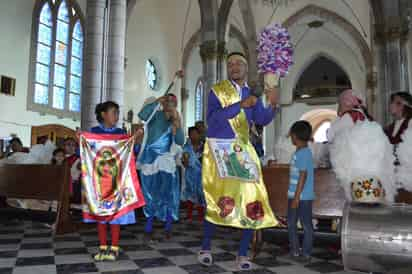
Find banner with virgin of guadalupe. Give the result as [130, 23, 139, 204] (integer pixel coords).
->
[80, 133, 145, 222]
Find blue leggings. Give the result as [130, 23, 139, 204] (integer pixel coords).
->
[201, 220, 253, 256]
[144, 214, 173, 233]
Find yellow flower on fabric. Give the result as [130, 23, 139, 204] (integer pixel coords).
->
[362, 180, 372, 190]
[355, 189, 363, 199]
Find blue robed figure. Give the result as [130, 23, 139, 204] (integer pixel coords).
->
[182, 127, 205, 222]
[137, 94, 185, 237]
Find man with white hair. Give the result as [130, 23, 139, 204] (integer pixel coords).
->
[327, 89, 373, 143]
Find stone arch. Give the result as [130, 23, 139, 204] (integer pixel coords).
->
[182, 30, 201, 71]
[238, 0, 259, 86]
[279, 5, 372, 106]
[288, 51, 359, 105]
[282, 4, 373, 72]
[126, 0, 138, 27]
[180, 29, 201, 128]
[300, 109, 337, 138]
[217, 0, 234, 42]
[180, 25, 248, 127]
[228, 25, 249, 58]
[292, 52, 351, 93]
[181, 25, 249, 81]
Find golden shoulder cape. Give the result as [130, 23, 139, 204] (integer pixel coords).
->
[202, 80, 278, 229]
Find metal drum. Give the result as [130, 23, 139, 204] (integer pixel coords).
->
[342, 202, 412, 273]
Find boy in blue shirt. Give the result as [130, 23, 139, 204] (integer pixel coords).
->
[288, 120, 314, 263]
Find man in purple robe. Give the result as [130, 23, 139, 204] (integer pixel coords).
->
[198, 52, 279, 270]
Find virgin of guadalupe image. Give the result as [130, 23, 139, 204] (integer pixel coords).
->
[94, 148, 121, 205]
[224, 143, 252, 179]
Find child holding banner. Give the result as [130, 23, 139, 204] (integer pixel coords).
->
[79, 101, 145, 261]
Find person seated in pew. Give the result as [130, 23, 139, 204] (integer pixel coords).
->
[12, 148, 65, 213]
[3, 140, 57, 211]
[63, 137, 81, 204]
[6, 137, 29, 157]
[52, 148, 66, 165]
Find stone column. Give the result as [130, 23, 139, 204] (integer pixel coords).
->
[106, 0, 127, 124]
[216, 41, 227, 82]
[407, 27, 412, 92]
[81, 0, 106, 130]
[366, 70, 378, 121]
[198, 0, 218, 121]
[199, 40, 218, 119]
[374, 41, 387, 124]
[238, 0, 259, 90]
[374, 19, 406, 125]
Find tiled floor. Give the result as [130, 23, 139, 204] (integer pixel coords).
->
[0, 216, 358, 274]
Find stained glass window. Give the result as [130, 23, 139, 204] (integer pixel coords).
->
[195, 80, 204, 121]
[69, 20, 83, 112]
[31, 0, 84, 116]
[145, 59, 157, 90]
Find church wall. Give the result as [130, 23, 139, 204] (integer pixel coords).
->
[251, 0, 371, 48]
[124, 0, 201, 125]
[184, 45, 202, 129]
[0, 0, 86, 145]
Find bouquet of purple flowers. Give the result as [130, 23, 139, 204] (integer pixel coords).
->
[257, 24, 293, 89]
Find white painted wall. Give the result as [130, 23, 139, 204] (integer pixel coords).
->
[184, 45, 202, 128]
[124, 0, 201, 124]
[0, 0, 86, 146]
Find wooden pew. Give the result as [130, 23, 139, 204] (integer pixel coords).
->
[0, 164, 75, 235]
[262, 164, 345, 218]
[251, 164, 345, 258]
[31, 124, 76, 147]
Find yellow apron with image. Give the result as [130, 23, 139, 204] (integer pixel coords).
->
[202, 80, 278, 229]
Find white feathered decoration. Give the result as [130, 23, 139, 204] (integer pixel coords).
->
[396, 127, 412, 191]
[329, 121, 396, 203]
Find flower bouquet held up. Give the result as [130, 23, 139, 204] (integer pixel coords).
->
[257, 24, 293, 90]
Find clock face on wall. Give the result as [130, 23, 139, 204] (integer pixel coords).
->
[145, 59, 157, 90]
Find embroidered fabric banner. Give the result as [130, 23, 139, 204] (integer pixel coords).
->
[80, 132, 145, 222]
[208, 138, 259, 182]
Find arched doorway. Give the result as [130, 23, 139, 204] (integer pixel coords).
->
[294, 56, 351, 104]
[300, 109, 337, 143]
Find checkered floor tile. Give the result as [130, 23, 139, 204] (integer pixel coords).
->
[0, 216, 358, 274]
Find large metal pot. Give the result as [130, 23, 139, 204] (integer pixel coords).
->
[341, 202, 412, 273]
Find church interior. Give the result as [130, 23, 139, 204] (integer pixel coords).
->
[0, 0, 411, 273]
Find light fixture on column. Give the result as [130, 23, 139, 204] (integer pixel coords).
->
[259, 0, 295, 7]
[307, 20, 324, 29]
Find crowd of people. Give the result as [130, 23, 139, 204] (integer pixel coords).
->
[1, 51, 411, 271]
